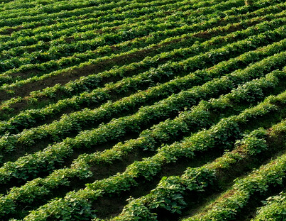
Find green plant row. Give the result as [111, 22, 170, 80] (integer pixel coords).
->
[1, 0, 279, 58]
[0, 0, 246, 75]
[3, 9, 286, 106]
[0, 45, 285, 189]
[0, 0, 221, 45]
[253, 190, 286, 220]
[2, 14, 285, 134]
[0, 0, 201, 53]
[72, 67, 286, 170]
[2, 0, 280, 41]
[0, 0, 173, 28]
[112, 127, 271, 220]
[0, 0, 217, 43]
[0, 0, 156, 20]
[19, 76, 286, 221]
[0, 0, 275, 24]
[0, 0, 250, 82]
[184, 121, 286, 221]
[0, 1, 284, 117]
[0, 0, 108, 12]
[0, 2, 189, 54]
[4, 25, 286, 141]
[2, 1, 255, 73]
[1, 5, 282, 96]
[0, 0, 184, 36]
[0, 68, 283, 219]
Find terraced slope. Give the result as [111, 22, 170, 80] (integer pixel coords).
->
[1, 0, 286, 220]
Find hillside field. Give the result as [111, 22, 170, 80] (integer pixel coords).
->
[1, 0, 286, 220]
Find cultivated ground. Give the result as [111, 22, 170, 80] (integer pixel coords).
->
[1, 0, 286, 220]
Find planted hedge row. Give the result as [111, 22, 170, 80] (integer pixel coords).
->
[3, 18, 286, 133]
[0, 0, 223, 46]
[0, 68, 284, 218]
[1, 45, 285, 185]
[3, 32, 286, 151]
[113, 127, 270, 220]
[254, 190, 286, 220]
[185, 120, 286, 220]
[1, 4, 282, 111]
[2, 10, 285, 96]
[20, 79, 286, 221]
[0, 0, 256, 82]
[0, 0, 177, 28]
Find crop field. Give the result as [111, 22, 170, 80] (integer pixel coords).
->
[2, 0, 286, 220]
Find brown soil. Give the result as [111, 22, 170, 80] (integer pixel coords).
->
[0, 26, 23, 35]
[0, 12, 271, 116]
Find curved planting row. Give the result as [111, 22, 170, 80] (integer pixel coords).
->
[3, 20, 286, 135]
[1, 0, 286, 220]
[19, 78, 286, 220]
[0, 68, 284, 219]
